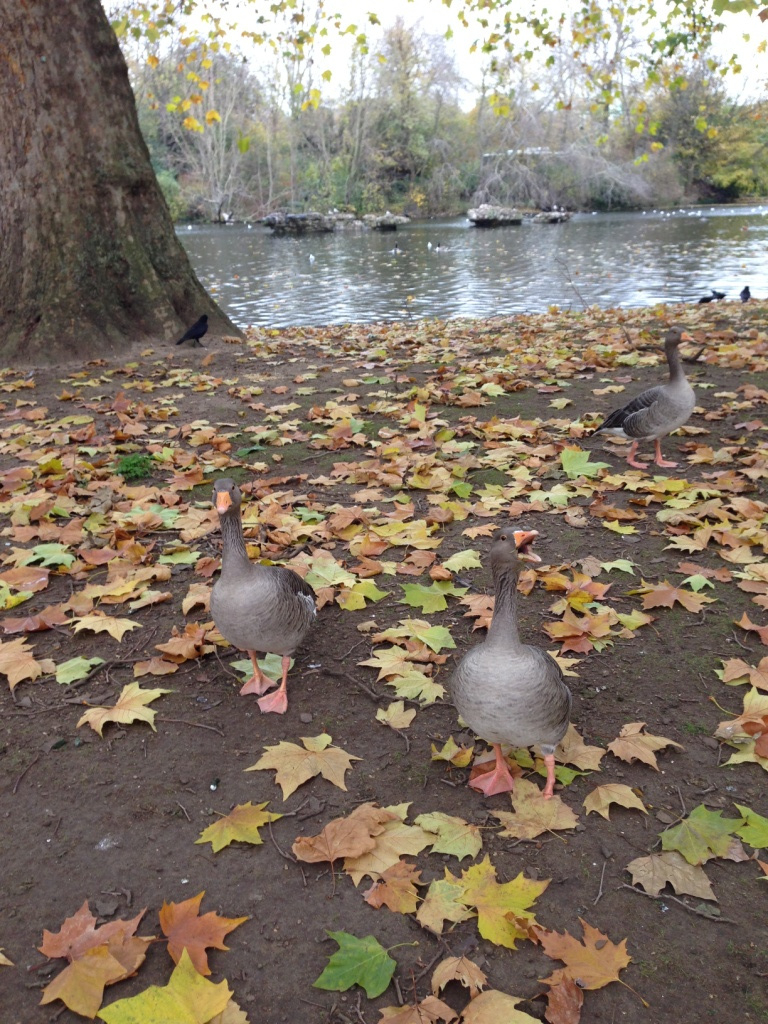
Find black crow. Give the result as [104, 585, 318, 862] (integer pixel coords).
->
[741, 286, 751, 303]
[175, 314, 208, 346]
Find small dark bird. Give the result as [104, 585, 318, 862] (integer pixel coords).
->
[175, 314, 208, 346]
[741, 286, 751, 303]
[697, 294, 714, 304]
[711, 289, 725, 300]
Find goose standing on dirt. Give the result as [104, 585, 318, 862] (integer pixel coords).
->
[451, 530, 571, 798]
[210, 478, 316, 714]
[590, 325, 695, 469]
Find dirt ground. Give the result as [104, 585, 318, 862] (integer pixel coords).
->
[2, 301, 768, 1024]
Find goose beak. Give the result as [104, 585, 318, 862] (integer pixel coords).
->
[679, 331, 694, 342]
[513, 529, 541, 563]
[215, 491, 232, 514]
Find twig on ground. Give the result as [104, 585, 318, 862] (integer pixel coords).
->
[619, 884, 736, 923]
[13, 753, 40, 794]
[594, 859, 607, 905]
[176, 801, 191, 822]
[267, 819, 307, 887]
[156, 717, 224, 737]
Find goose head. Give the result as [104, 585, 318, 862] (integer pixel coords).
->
[491, 528, 542, 572]
[664, 326, 694, 349]
[212, 477, 242, 516]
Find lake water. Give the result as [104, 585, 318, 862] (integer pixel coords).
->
[179, 204, 767, 328]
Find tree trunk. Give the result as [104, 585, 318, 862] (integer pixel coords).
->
[0, 0, 242, 363]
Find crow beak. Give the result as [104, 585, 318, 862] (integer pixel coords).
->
[513, 529, 541, 563]
[215, 492, 232, 514]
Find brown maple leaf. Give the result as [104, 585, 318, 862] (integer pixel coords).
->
[634, 579, 714, 613]
[293, 803, 397, 865]
[431, 955, 487, 999]
[544, 976, 584, 1024]
[363, 860, 423, 913]
[39, 902, 152, 1018]
[535, 917, 631, 991]
[607, 722, 683, 769]
[158, 891, 248, 976]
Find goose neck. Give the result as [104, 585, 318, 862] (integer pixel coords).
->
[219, 509, 251, 570]
[487, 564, 523, 649]
[666, 342, 685, 383]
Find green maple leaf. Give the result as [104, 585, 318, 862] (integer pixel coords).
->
[442, 549, 482, 572]
[337, 580, 388, 611]
[601, 559, 636, 574]
[313, 931, 397, 999]
[386, 669, 445, 705]
[399, 583, 451, 613]
[159, 547, 200, 565]
[21, 543, 75, 568]
[661, 805, 745, 865]
[734, 804, 768, 850]
[56, 656, 104, 685]
[407, 621, 455, 652]
[560, 447, 609, 480]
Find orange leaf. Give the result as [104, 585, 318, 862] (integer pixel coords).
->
[363, 861, 423, 913]
[535, 917, 631, 990]
[158, 892, 248, 976]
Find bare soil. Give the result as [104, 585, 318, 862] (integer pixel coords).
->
[2, 302, 768, 1024]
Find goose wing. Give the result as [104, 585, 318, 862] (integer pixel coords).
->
[592, 385, 664, 434]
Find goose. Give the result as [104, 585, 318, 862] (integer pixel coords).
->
[591, 325, 695, 469]
[451, 530, 571, 798]
[210, 478, 316, 714]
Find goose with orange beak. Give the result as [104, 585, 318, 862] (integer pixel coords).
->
[451, 529, 571, 798]
[210, 478, 316, 714]
[590, 325, 696, 469]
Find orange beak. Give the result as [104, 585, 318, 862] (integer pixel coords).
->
[679, 331, 695, 342]
[215, 491, 232, 514]
[513, 529, 541, 563]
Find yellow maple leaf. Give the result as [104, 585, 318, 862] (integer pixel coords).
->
[245, 733, 360, 799]
[73, 613, 141, 642]
[491, 779, 579, 840]
[607, 722, 683, 769]
[195, 803, 283, 853]
[376, 701, 417, 730]
[583, 784, 647, 820]
[0, 637, 54, 691]
[77, 683, 171, 736]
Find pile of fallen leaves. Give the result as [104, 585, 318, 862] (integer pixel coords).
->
[2, 300, 768, 1023]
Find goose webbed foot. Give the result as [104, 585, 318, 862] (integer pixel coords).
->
[257, 655, 291, 715]
[625, 441, 648, 470]
[468, 744, 517, 796]
[653, 439, 677, 468]
[239, 652, 277, 696]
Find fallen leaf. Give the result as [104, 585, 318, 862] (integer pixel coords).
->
[363, 861, 423, 913]
[195, 803, 283, 852]
[0, 949, 13, 967]
[583, 784, 647, 820]
[314, 931, 397, 999]
[460, 990, 540, 1023]
[97, 948, 231, 1024]
[344, 807, 432, 885]
[660, 804, 745, 865]
[416, 874, 475, 935]
[246, 733, 360, 799]
[0, 636, 52, 691]
[607, 722, 683, 769]
[376, 701, 417, 730]
[457, 856, 549, 949]
[158, 892, 248, 976]
[73, 613, 141, 642]
[536, 918, 631, 990]
[492, 779, 579, 840]
[734, 803, 768, 850]
[544, 976, 584, 1024]
[431, 956, 487, 999]
[556, 724, 606, 770]
[76, 683, 171, 737]
[379, 996, 457, 1023]
[431, 737, 474, 768]
[293, 803, 397, 865]
[626, 851, 716, 900]
[415, 811, 482, 860]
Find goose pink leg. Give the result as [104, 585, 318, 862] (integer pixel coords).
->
[469, 744, 516, 796]
[625, 441, 647, 470]
[239, 651, 276, 697]
[257, 655, 292, 715]
[542, 753, 557, 799]
[653, 438, 677, 468]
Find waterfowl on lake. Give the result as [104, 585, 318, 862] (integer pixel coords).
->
[210, 478, 316, 714]
[591, 325, 695, 469]
[741, 286, 751, 302]
[450, 530, 571, 798]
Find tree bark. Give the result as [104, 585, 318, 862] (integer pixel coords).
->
[0, 0, 242, 363]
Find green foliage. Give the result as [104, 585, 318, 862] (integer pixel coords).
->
[313, 931, 397, 998]
[116, 453, 155, 481]
[154, 168, 187, 221]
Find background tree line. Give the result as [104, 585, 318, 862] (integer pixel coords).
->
[125, 13, 768, 222]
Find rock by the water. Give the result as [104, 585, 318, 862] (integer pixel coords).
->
[263, 211, 336, 236]
[467, 204, 523, 226]
[363, 211, 410, 231]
